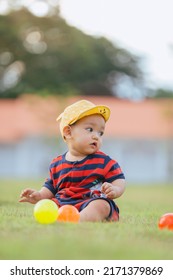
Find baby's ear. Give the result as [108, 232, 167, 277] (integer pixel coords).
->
[63, 125, 72, 140]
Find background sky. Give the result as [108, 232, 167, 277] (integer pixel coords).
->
[59, 0, 173, 90]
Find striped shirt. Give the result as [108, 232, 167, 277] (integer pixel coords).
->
[44, 150, 125, 207]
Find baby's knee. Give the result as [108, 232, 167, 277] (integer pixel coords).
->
[95, 199, 111, 217]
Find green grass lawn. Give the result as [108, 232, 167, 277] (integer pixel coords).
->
[0, 180, 173, 260]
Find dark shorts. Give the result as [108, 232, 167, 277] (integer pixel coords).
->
[78, 197, 119, 222]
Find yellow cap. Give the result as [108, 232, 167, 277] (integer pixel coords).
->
[56, 100, 110, 136]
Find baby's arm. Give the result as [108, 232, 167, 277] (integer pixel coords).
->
[19, 186, 54, 204]
[101, 179, 125, 200]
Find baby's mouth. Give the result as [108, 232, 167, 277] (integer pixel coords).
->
[90, 142, 97, 148]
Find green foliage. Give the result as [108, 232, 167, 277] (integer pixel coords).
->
[154, 88, 173, 98]
[0, 180, 173, 260]
[0, 9, 143, 98]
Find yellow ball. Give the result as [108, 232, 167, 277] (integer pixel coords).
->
[34, 199, 59, 224]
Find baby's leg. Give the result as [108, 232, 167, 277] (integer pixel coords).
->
[79, 199, 110, 222]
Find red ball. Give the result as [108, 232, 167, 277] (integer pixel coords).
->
[158, 213, 173, 230]
[57, 205, 80, 223]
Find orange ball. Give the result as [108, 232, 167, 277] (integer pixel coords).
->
[158, 213, 173, 230]
[57, 205, 80, 223]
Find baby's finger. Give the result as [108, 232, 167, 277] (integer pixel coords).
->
[20, 189, 33, 197]
[106, 191, 115, 199]
[101, 182, 109, 192]
[19, 196, 36, 204]
[19, 197, 29, 203]
[104, 186, 112, 195]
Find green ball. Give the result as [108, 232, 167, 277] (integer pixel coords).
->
[34, 199, 59, 224]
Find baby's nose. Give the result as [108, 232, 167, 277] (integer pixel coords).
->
[92, 132, 99, 139]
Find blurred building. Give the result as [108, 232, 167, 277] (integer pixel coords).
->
[0, 95, 173, 183]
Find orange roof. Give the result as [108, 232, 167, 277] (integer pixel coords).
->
[1, 95, 173, 143]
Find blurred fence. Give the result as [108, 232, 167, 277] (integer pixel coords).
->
[0, 136, 173, 183]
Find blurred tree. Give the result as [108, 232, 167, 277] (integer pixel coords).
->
[0, 8, 143, 98]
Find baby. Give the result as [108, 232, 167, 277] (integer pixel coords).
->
[19, 100, 125, 222]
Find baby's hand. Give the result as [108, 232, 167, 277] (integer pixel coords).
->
[101, 182, 117, 199]
[19, 188, 41, 204]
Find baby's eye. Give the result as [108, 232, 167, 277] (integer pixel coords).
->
[99, 131, 104, 136]
[86, 127, 93, 132]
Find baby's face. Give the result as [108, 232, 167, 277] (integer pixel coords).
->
[69, 114, 105, 156]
